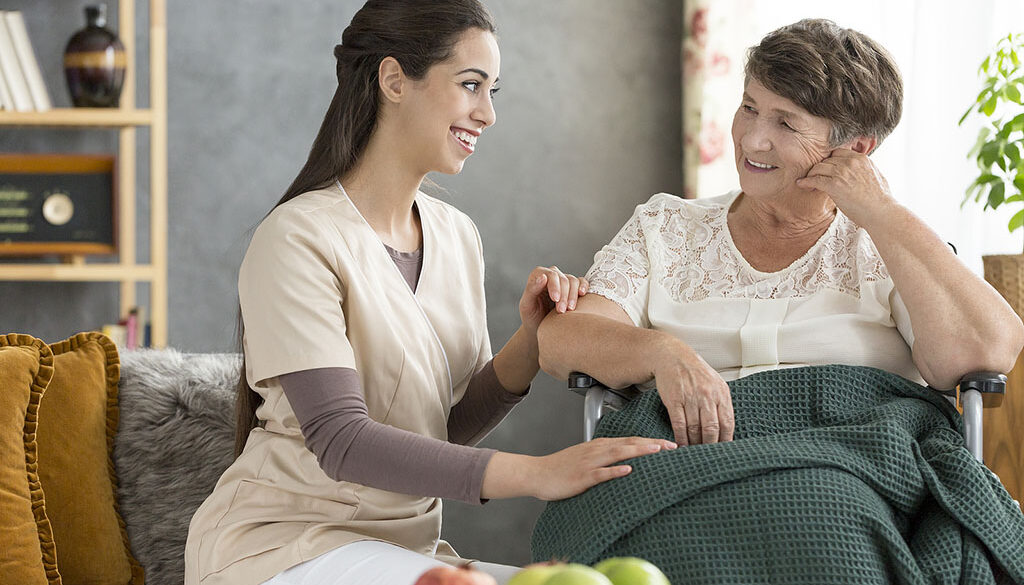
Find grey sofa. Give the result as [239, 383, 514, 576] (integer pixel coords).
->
[114, 349, 239, 585]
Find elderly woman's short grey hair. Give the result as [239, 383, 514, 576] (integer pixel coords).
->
[744, 18, 903, 150]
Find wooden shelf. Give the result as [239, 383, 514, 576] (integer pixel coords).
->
[0, 108, 154, 128]
[0, 263, 157, 282]
[0, 0, 168, 347]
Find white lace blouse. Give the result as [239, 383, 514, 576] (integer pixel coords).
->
[586, 191, 923, 383]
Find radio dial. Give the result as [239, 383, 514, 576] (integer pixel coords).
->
[42, 192, 75, 226]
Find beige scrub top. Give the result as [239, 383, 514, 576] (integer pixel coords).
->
[184, 184, 492, 585]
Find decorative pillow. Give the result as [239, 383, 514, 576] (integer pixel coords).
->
[0, 333, 60, 585]
[115, 349, 239, 585]
[37, 332, 144, 585]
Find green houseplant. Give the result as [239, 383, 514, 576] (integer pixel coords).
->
[960, 32, 1024, 239]
[959, 32, 1024, 319]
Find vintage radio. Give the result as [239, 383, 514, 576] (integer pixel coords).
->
[0, 154, 116, 256]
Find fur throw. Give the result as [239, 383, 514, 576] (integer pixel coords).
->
[114, 349, 240, 585]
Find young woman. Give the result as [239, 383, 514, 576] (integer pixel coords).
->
[183, 2, 675, 585]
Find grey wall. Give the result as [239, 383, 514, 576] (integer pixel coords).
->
[0, 0, 682, 567]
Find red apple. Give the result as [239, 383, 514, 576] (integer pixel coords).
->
[414, 565, 498, 585]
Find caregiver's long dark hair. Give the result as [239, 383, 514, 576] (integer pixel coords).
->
[234, 0, 496, 457]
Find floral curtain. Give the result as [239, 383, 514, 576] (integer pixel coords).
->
[680, 0, 707, 199]
[682, 0, 756, 199]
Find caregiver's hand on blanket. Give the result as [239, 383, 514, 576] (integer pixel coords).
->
[654, 337, 735, 446]
[481, 437, 677, 501]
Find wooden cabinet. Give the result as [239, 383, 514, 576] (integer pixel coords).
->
[0, 0, 167, 347]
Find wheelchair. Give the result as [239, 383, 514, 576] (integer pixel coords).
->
[568, 370, 1006, 462]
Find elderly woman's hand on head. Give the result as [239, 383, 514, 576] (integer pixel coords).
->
[797, 148, 899, 229]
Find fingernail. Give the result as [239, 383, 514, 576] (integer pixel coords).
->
[648, 444, 661, 452]
[666, 442, 678, 450]
[552, 291, 560, 302]
[569, 299, 576, 310]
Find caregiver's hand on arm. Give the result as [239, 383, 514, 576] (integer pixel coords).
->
[493, 266, 588, 394]
[537, 293, 734, 446]
[481, 437, 677, 501]
[798, 149, 1024, 387]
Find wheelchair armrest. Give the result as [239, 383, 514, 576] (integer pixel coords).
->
[569, 372, 645, 441]
[568, 372, 642, 404]
[959, 371, 1006, 408]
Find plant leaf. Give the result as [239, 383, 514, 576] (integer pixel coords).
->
[967, 180, 986, 204]
[981, 142, 1003, 167]
[1007, 142, 1022, 168]
[1008, 209, 1024, 232]
[1010, 112, 1024, 131]
[954, 107, 970, 126]
[969, 128, 991, 158]
[989, 181, 1006, 209]
[983, 95, 999, 116]
[968, 182, 991, 205]
[1008, 83, 1023, 103]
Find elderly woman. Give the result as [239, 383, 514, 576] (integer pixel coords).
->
[532, 20, 1024, 583]
[538, 19, 1023, 448]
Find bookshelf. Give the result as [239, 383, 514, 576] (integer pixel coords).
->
[0, 0, 167, 347]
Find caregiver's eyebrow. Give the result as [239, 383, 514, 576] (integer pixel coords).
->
[457, 68, 491, 79]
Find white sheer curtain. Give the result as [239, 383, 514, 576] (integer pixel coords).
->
[694, 0, 1024, 274]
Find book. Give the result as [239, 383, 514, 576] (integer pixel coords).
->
[133, 305, 150, 348]
[101, 323, 128, 350]
[0, 57, 11, 110]
[106, 306, 150, 351]
[4, 11, 51, 111]
[0, 10, 32, 111]
[124, 309, 138, 349]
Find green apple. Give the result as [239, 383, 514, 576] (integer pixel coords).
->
[592, 557, 670, 585]
[506, 564, 561, 585]
[542, 564, 614, 585]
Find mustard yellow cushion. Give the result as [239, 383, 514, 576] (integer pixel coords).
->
[37, 332, 143, 585]
[0, 333, 60, 585]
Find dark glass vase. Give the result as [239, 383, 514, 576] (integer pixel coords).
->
[63, 4, 126, 108]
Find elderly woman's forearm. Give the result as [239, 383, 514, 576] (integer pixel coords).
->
[537, 311, 680, 387]
[862, 204, 1024, 381]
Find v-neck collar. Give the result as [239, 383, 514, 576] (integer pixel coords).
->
[333, 180, 431, 297]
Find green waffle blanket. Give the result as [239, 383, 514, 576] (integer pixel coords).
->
[532, 365, 1024, 584]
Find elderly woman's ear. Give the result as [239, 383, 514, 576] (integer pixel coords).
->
[847, 136, 877, 156]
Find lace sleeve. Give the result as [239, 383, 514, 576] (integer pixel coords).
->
[585, 202, 655, 327]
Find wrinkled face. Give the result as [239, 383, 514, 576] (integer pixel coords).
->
[400, 28, 500, 175]
[731, 79, 833, 200]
